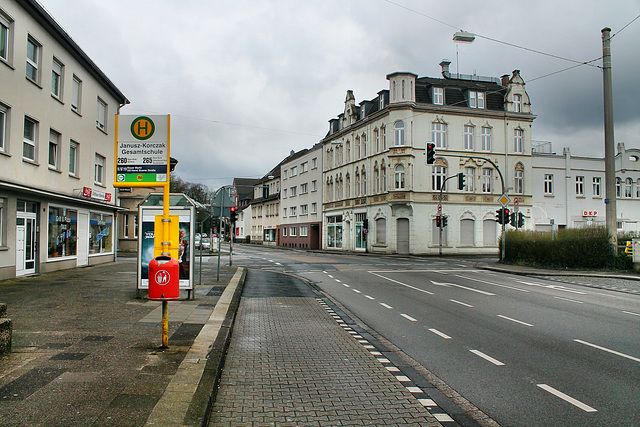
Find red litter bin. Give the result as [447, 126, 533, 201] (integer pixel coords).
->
[148, 256, 179, 301]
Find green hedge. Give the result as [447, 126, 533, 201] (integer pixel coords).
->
[500, 227, 616, 269]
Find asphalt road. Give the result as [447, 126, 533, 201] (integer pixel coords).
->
[231, 245, 640, 427]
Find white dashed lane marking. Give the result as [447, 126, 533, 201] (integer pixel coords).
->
[537, 384, 597, 413]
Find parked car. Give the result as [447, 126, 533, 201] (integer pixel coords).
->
[200, 237, 211, 251]
[195, 234, 201, 249]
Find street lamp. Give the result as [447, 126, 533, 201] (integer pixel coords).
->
[453, 31, 475, 79]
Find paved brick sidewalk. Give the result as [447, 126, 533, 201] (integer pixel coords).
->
[209, 270, 442, 426]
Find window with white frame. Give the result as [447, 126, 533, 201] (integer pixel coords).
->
[71, 75, 82, 112]
[96, 97, 107, 131]
[381, 125, 387, 150]
[514, 166, 524, 194]
[282, 227, 287, 236]
[301, 162, 308, 173]
[514, 128, 524, 153]
[48, 129, 60, 169]
[300, 204, 308, 215]
[51, 58, 63, 99]
[468, 91, 485, 109]
[290, 186, 297, 197]
[374, 128, 380, 152]
[432, 121, 447, 148]
[291, 166, 297, 176]
[290, 226, 297, 237]
[592, 177, 601, 197]
[616, 177, 621, 197]
[575, 176, 584, 196]
[311, 202, 317, 214]
[625, 178, 633, 198]
[481, 126, 491, 151]
[69, 140, 79, 176]
[283, 207, 287, 217]
[312, 157, 317, 169]
[300, 182, 308, 194]
[0, 12, 11, 63]
[283, 169, 287, 179]
[26, 36, 40, 83]
[394, 164, 405, 190]
[544, 174, 554, 195]
[464, 167, 475, 192]
[513, 94, 523, 112]
[23, 116, 37, 161]
[433, 87, 444, 105]
[464, 125, 474, 150]
[432, 165, 446, 191]
[300, 225, 308, 237]
[94, 153, 105, 185]
[482, 168, 492, 193]
[290, 206, 297, 216]
[0, 104, 7, 152]
[394, 121, 404, 146]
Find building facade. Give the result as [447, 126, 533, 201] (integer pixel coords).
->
[321, 62, 535, 254]
[250, 173, 280, 245]
[532, 143, 640, 234]
[280, 143, 323, 249]
[0, 0, 129, 279]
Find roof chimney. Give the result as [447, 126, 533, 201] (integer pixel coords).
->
[501, 74, 510, 86]
[440, 60, 451, 77]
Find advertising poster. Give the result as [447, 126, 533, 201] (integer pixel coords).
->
[138, 207, 193, 290]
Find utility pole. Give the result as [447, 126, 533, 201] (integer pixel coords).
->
[602, 27, 617, 250]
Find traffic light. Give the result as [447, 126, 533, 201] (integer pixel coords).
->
[503, 208, 510, 225]
[517, 212, 525, 228]
[230, 206, 237, 223]
[436, 215, 441, 227]
[427, 143, 436, 164]
[363, 219, 369, 230]
[457, 172, 465, 190]
[442, 216, 448, 227]
[510, 212, 517, 227]
[496, 208, 503, 224]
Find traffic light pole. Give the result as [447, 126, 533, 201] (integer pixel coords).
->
[438, 173, 462, 257]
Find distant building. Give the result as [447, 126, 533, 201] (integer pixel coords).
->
[0, 0, 129, 279]
[280, 143, 323, 249]
[232, 177, 258, 242]
[531, 143, 640, 234]
[321, 62, 535, 254]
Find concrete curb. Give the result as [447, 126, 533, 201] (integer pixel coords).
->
[477, 262, 640, 281]
[144, 267, 246, 427]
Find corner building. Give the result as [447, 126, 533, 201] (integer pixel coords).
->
[321, 62, 535, 254]
[0, 0, 129, 279]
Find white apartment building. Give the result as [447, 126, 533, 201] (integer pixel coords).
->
[280, 143, 323, 249]
[532, 143, 640, 234]
[0, 0, 129, 279]
[321, 62, 535, 254]
[250, 172, 280, 245]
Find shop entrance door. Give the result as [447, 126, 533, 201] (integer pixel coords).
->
[16, 213, 37, 276]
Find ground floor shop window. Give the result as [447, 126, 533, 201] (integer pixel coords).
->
[264, 229, 276, 242]
[90, 213, 113, 254]
[48, 207, 77, 258]
[327, 215, 342, 248]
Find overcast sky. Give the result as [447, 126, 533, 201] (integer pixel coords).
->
[39, 0, 640, 189]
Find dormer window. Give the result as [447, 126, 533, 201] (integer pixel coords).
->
[513, 94, 522, 112]
[469, 91, 485, 109]
[433, 87, 444, 105]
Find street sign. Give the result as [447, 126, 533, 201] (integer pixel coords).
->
[499, 194, 510, 207]
[115, 115, 170, 187]
[437, 203, 442, 213]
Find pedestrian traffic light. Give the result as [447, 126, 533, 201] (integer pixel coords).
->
[517, 212, 525, 228]
[436, 215, 441, 227]
[230, 206, 237, 223]
[457, 172, 465, 190]
[442, 216, 448, 227]
[427, 143, 436, 164]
